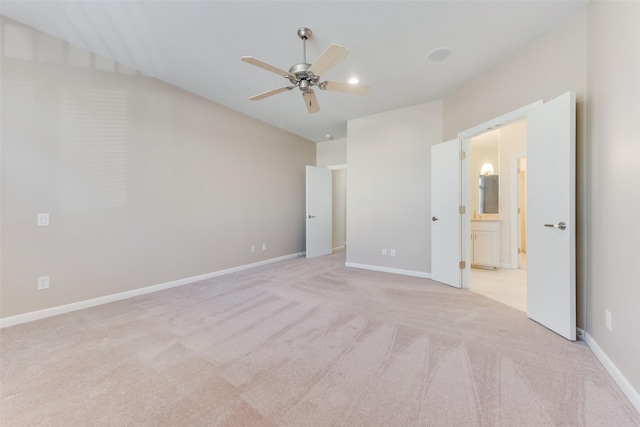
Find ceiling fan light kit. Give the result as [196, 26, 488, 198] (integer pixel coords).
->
[241, 27, 370, 113]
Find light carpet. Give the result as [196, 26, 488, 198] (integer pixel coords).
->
[1, 251, 639, 426]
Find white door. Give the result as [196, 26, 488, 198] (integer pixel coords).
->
[526, 91, 576, 340]
[306, 165, 332, 258]
[431, 140, 462, 288]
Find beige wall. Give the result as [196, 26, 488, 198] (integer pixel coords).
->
[443, 10, 588, 140]
[587, 0, 640, 397]
[346, 101, 443, 274]
[0, 18, 315, 318]
[316, 138, 347, 167]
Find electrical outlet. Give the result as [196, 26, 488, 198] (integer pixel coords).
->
[382, 248, 387, 256]
[262, 243, 267, 251]
[37, 276, 49, 290]
[605, 310, 612, 331]
[37, 213, 49, 226]
[251, 245, 256, 253]
[390, 249, 396, 257]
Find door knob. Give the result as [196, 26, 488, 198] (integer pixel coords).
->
[308, 215, 316, 219]
[432, 216, 439, 222]
[544, 221, 566, 230]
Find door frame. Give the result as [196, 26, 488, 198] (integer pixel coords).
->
[458, 101, 542, 289]
[512, 152, 527, 270]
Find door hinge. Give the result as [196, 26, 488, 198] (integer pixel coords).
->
[459, 151, 466, 160]
[459, 206, 466, 214]
[459, 261, 466, 269]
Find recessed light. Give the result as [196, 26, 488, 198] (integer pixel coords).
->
[427, 47, 451, 61]
[348, 77, 359, 84]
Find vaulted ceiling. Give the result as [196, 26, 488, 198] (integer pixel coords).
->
[1, 1, 588, 142]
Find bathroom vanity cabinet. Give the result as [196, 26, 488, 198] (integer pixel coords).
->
[470, 220, 500, 269]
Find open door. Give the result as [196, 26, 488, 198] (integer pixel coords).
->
[526, 92, 576, 340]
[306, 165, 332, 258]
[431, 140, 462, 288]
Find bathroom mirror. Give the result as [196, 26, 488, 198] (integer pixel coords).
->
[470, 130, 500, 216]
[479, 175, 499, 213]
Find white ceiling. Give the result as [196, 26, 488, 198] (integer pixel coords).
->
[1, 1, 588, 143]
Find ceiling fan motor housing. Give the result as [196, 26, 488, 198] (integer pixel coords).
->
[288, 62, 320, 91]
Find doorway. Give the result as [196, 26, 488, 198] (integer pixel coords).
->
[436, 92, 576, 340]
[328, 166, 347, 251]
[467, 121, 528, 312]
[306, 165, 347, 257]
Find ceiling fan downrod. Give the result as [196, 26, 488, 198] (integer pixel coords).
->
[297, 27, 312, 64]
[289, 27, 318, 93]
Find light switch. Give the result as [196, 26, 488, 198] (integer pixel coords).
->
[37, 213, 49, 226]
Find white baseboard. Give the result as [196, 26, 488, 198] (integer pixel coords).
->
[332, 246, 346, 251]
[345, 262, 430, 279]
[582, 329, 640, 413]
[0, 252, 304, 329]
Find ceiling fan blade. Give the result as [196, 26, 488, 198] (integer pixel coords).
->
[303, 90, 320, 114]
[241, 56, 293, 79]
[307, 43, 348, 76]
[322, 81, 370, 96]
[249, 86, 293, 101]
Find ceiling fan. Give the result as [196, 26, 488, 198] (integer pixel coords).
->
[241, 27, 370, 113]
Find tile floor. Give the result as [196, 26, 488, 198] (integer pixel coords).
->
[469, 253, 527, 312]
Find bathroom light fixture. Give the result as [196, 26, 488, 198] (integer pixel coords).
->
[480, 163, 495, 175]
[348, 77, 359, 84]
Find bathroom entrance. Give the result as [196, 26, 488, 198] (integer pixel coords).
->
[468, 120, 528, 313]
